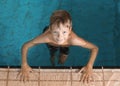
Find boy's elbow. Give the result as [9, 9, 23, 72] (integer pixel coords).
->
[22, 43, 29, 50]
[93, 46, 99, 52]
[22, 42, 32, 50]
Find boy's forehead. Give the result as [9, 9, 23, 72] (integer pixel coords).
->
[51, 21, 70, 28]
[51, 23, 68, 30]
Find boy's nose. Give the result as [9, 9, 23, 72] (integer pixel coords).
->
[58, 33, 63, 39]
[58, 33, 62, 37]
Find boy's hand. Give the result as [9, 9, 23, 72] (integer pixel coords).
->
[17, 64, 33, 82]
[76, 66, 94, 83]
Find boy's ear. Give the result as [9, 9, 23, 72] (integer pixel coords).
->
[69, 26, 72, 31]
[49, 26, 53, 33]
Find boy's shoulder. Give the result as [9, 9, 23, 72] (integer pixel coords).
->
[70, 31, 79, 38]
[69, 31, 87, 46]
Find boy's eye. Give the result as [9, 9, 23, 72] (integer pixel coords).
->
[66, 25, 70, 28]
[53, 31, 57, 34]
[63, 31, 67, 34]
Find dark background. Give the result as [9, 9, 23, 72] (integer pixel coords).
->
[0, 0, 120, 67]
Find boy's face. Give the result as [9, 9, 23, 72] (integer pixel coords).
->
[51, 23, 71, 45]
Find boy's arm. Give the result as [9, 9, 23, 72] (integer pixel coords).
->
[80, 40, 98, 83]
[70, 33, 98, 67]
[21, 41, 36, 66]
[21, 34, 49, 66]
[18, 34, 49, 81]
[79, 40, 98, 68]
[70, 34, 98, 83]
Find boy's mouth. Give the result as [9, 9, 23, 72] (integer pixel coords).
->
[56, 39, 64, 42]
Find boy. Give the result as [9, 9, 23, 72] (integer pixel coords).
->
[42, 26, 69, 66]
[19, 10, 98, 83]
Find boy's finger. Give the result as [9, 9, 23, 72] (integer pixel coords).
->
[79, 67, 85, 73]
[91, 76, 94, 81]
[20, 75, 23, 81]
[20, 74, 24, 82]
[26, 74, 30, 81]
[16, 72, 21, 79]
[85, 75, 89, 84]
[80, 73, 85, 82]
[30, 69, 34, 73]
[23, 76, 27, 83]
[75, 69, 80, 73]
[84, 74, 88, 83]
[76, 67, 85, 73]
[30, 70, 33, 73]
[87, 77, 90, 84]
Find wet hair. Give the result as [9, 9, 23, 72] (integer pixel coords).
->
[50, 10, 72, 28]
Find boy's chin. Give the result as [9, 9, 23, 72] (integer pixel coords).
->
[56, 41, 65, 45]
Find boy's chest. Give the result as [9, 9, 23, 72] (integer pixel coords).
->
[48, 42, 70, 47]
[47, 34, 71, 47]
